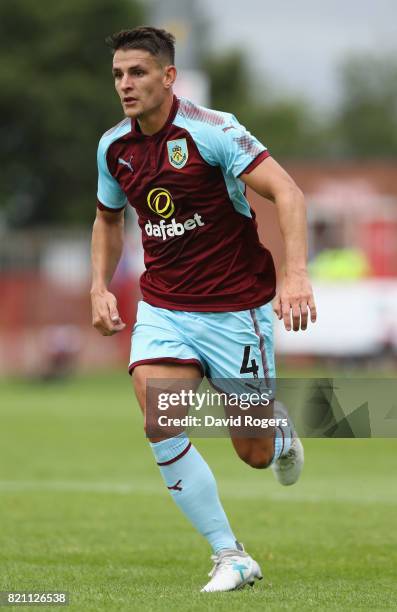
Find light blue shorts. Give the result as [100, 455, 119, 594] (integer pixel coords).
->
[129, 301, 275, 380]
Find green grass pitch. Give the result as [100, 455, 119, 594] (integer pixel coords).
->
[1, 371, 396, 611]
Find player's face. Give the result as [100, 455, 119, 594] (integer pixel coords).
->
[112, 49, 174, 119]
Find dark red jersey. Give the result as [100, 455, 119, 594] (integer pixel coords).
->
[97, 96, 276, 311]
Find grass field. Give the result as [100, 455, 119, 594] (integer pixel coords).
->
[1, 371, 396, 611]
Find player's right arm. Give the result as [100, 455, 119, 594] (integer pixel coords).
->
[90, 208, 126, 336]
[91, 132, 128, 336]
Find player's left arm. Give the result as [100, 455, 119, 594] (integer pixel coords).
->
[240, 156, 317, 332]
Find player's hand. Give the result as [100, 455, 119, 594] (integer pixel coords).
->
[90, 288, 126, 336]
[273, 271, 317, 332]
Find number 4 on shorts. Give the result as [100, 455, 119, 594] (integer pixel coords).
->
[240, 345, 259, 378]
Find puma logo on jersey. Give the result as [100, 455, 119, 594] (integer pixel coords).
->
[167, 479, 183, 491]
[118, 156, 134, 172]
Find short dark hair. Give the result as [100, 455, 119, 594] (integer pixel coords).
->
[106, 26, 175, 65]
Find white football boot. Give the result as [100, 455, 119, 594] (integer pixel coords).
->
[200, 544, 263, 592]
[271, 432, 304, 486]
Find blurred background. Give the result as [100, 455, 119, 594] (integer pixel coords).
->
[1, 0, 397, 379]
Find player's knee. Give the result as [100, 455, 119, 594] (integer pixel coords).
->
[247, 451, 273, 470]
[238, 441, 274, 469]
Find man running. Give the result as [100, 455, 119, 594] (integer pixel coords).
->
[91, 26, 316, 592]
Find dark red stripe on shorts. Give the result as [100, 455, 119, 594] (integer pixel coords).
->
[157, 442, 192, 466]
[249, 309, 270, 384]
[128, 357, 205, 377]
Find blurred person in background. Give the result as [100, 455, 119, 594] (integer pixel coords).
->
[90, 26, 316, 592]
[39, 325, 81, 381]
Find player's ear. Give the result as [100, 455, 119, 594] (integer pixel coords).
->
[163, 65, 177, 89]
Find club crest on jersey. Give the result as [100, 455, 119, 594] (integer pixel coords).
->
[167, 138, 188, 169]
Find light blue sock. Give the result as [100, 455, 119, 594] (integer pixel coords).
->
[272, 401, 293, 462]
[150, 433, 237, 553]
[272, 425, 292, 462]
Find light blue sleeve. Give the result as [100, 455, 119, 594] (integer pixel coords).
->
[203, 114, 267, 177]
[97, 136, 127, 209]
